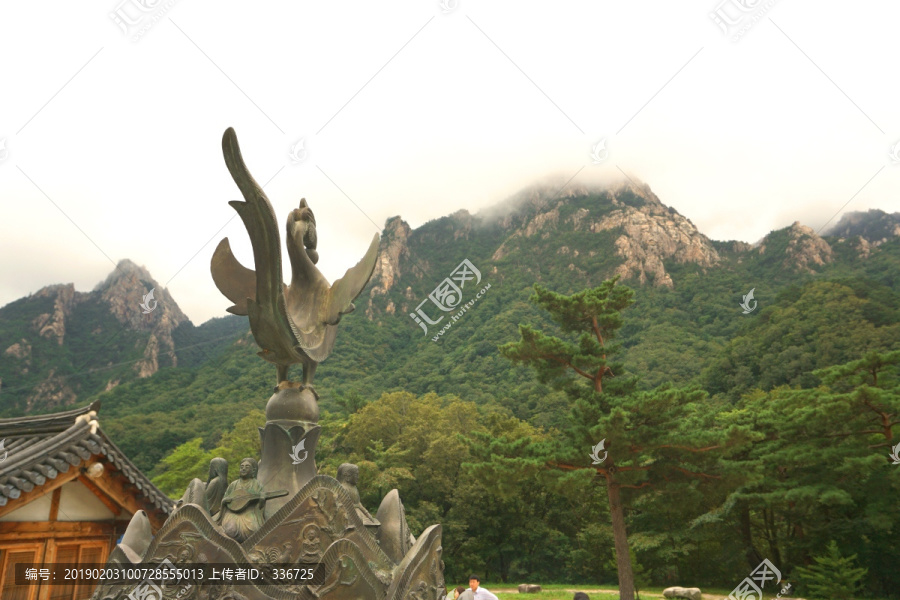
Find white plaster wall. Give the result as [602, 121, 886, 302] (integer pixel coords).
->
[0, 492, 51, 522]
[0, 480, 117, 522]
[56, 480, 116, 521]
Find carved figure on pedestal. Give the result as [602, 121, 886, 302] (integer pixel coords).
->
[218, 458, 287, 542]
[337, 463, 380, 533]
[206, 457, 229, 516]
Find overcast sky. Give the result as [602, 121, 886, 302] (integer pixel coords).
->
[1, 1, 898, 324]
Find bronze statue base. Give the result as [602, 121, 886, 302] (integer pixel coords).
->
[91, 477, 445, 600]
[91, 385, 445, 600]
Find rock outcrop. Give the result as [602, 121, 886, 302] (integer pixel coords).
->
[492, 180, 719, 288]
[758, 222, 833, 273]
[823, 208, 900, 243]
[32, 283, 79, 345]
[589, 205, 719, 288]
[4, 339, 31, 361]
[369, 218, 412, 294]
[134, 334, 160, 378]
[783, 221, 833, 272]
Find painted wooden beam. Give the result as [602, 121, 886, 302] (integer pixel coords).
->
[86, 467, 167, 529]
[48, 488, 61, 522]
[0, 520, 116, 540]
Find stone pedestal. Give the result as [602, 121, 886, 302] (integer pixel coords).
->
[258, 385, 320, 518]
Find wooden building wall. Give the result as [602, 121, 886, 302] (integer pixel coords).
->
[0, 478, 134, 600]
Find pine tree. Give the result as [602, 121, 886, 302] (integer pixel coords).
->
[793, 540, 868, 599]
[498, 277, 729, 600]
[500, 277, 634, 396]
[716, 350, 900, 582]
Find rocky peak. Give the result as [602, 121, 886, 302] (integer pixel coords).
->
[95, 259, 187, 333]
[367, 217, 413, 317]
[26, 260, 189, 387]
[823, 209, 900, 244]
[448, 209, 476, 240]
[785, 222, 833, 272]
[94, 258, 155, 291]
[586, 190, 720, 288]
[95, 260, 188, 378]
[480, 180, 594, 229]
[607, 178, 666, 210]
[759, 222, 833, 273]
[493, 179, 719, 287]
[492, 179, 721, 287]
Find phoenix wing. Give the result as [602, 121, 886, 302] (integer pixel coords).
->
[286, 233, 379, 362]
[325, 233, 380, 324]
[210, 238, 256, 315]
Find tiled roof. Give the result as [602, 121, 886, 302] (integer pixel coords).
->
[0, 401, 174, 515]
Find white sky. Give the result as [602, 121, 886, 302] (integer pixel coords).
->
[1, 0, 898, 325]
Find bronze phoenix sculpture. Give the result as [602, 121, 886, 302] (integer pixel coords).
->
[211, 127, 379, 389]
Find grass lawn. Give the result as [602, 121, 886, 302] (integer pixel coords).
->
[443, 583, 811, 600]
[494, 592, 621, 600]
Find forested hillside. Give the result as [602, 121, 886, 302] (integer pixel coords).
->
[2, 180, 899, 597]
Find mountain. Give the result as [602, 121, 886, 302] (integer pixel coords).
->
[366, 180, 720, 304]
[0, 259, 245, 414]
[2, 178, 898, 472]
[823, 208, 900, 243]
[349, 179, 899, 403]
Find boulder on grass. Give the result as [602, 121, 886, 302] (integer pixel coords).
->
[517, 585, 542, 593]
[662, 587, 701, 600]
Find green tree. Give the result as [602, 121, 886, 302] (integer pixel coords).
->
[793, 541, 868, 600]
[208, 409, 265, 470]
[500, 277, 639, 597]
[716, 350, 900, 593]
[498, 278, 731, 599]
[500, 277, 634, 395]
[702, 281, 900, 399]
[152, 438, 211, 497]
